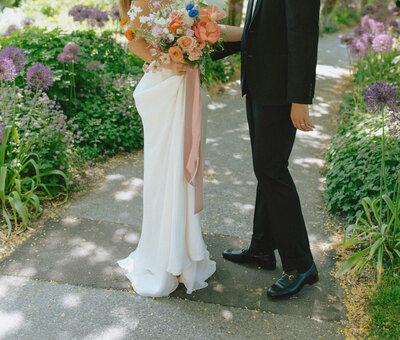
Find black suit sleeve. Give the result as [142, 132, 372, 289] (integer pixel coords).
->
[285, 0, 320, 104]
[210, 41, 241, 61]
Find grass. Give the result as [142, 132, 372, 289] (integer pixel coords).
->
[368, 267, 400, 339]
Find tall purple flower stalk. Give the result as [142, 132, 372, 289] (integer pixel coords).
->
[64, 43, 80, 56]
[0, 47, 27, 73]
[69, 5, 110, 28]
[364, 82, 399, 222]
[0, 58, 17, 82]
[26, 63, 54, 90]
[365, 82, 398, 114]
[3, 25, 20, 37]
[349, 38, 369, 57]
[372, 34, 393, 52]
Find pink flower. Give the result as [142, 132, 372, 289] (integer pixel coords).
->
[199, 5, 225, 23]
[188, 48, 202, 61]
[186, 29, 195, 37]
[193, 21, 220, 44]
[170, 10, 184, 21]
[177, 36, 196, 51]
[196, 40, 206, 50]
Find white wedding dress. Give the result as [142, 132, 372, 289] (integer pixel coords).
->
[117, 68, 216, 297]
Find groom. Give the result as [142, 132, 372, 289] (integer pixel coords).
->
[212, 0, 321, 298]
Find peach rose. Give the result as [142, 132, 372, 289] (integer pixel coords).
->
[188, 48, 203, 61]
[193, 21, 221, 44]
[168, 46, 184, 62]
[196, 40, 206, 50]
[199, 5, 225, 23]
[177, 36, 196, 51]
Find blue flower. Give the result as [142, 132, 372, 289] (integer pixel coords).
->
[188, 9, 199, 17]
[186, 4, 194, 11]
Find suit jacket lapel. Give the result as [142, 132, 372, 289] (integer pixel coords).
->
[248, 0, 262, 29]
[244, 0, 254, 31]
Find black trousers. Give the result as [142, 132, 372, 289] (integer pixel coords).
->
[246, 93, 314, 273]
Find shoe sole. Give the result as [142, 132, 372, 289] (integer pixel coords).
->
[222, 254, 276, 270]
[267, 273, 319, 299]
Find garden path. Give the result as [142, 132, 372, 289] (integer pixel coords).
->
[0, 31, 350, 339]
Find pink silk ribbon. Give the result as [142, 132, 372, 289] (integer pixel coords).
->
[184, 67, 204, 214]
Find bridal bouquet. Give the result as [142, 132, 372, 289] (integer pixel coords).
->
[121, 0, 225, 75]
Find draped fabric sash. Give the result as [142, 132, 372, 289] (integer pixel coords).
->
[184, 67, 204, 214]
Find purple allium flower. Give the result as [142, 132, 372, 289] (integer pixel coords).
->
[58, 52, 79, 64]
[60, 165, 65, 170]
[88, 60, 103, 71]
[365, 82, 398, 113]
[361, 4, 376, 15]
[360, 33, 374, 47]
[361, 17, 377, 31]
[340, 34, 353, 47]
[0, 47, 27, 73]
[109, 5, 120, 21]
[3, 25, 20, 37]
[349, 38, 369, 57]
[64, 43, 80, 55]
[21, 17, 34, 26]
[0, 58, 17, 82]
[68, 180, 74, 185]
[26, 63, 54, 90]
[354, 25, 366, 37]
[372, 34, 393, 52]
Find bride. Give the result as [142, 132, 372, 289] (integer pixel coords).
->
[116, 0, 222, 297]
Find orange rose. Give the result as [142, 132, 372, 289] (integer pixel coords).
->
[120, 17, 129, 26]
[169, 18, 183, 33]
[168, 46, 184, 62]
[125, 28, 135, 41]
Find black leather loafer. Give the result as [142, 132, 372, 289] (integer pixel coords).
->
[267, 262, 319, 298]
[222, 246, 276, 270]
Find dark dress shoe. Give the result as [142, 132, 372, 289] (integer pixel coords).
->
[267, 262, 319, 298]
[222, 246, 276, 270]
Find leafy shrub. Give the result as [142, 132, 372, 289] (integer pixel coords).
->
[325, 14, 400, 222]
[0, 26, 145, 159]
[325, 100, 400, 221]
[0, 84, 72, 235]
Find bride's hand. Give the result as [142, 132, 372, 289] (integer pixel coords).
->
[162, 60, 189, 76]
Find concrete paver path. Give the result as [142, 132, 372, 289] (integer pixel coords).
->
[0, 32, 350, 339]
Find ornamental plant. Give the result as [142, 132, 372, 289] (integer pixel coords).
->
[336, 82, 400, 283]
[0, 49, 75, 236]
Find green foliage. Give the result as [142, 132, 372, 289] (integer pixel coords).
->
[0, 124, 69, 236]
[325, 102, 400, 220]
[336, 186, 400, 282]
[0, 27, 145, 159]
[320, 0, 360, 34]
[368, 268, 400, 338]
[325, 47, 400, 222]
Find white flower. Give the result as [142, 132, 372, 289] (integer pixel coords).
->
[182, 13, 194, 27]
[163, 28, 169, 34]
[160, 53, 171, 64]
[168, 34, 175, 41]
[186, 29, 195, 37]
[128, 5, 143, 20]
[139, 16, 150, 24]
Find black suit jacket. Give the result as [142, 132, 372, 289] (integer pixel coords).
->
[213, 0, 320, 105]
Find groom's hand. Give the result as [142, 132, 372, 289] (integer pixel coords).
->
[290, 103, 315, 132]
